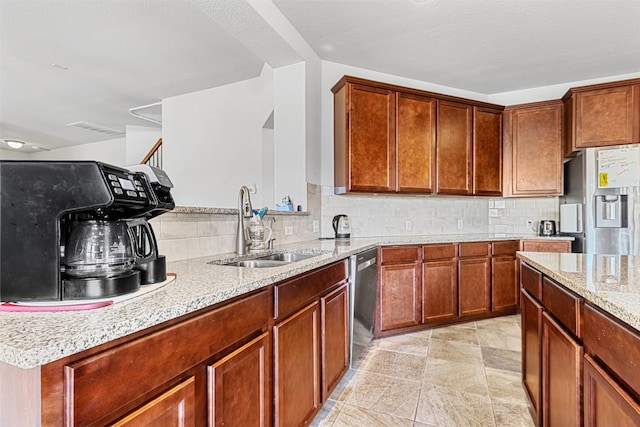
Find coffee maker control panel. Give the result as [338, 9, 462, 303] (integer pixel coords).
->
[100, 164, 153, 207]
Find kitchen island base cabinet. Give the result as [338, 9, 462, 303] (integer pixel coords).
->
[272, 259, 349, 427]
[274, 302, 320, 427]
[45, 289, 270, 426]
[111, 377, 196, 427]
[209, 332, 271, 427]
[584, 354, 640, 427]
[542, 312, 583, 427]
[521, 289, 543, 426]
[321, 284, 350, 401]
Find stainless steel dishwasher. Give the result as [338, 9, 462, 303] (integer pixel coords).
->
[349, 248, 378, 367]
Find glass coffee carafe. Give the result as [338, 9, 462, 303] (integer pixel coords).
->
[64, 220, 135, 279]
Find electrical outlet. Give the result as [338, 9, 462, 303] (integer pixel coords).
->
[284, 226, 294, 236]
[457, 219, 463, 229]
[405, 220, 412, 231]
[313, 220, 319, 233]
[526, 219, 534, 228]
[247, 183, 257, 194]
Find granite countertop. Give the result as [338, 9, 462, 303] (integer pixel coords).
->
[0, 233, 570, 369]
[517, 252, 640, 332]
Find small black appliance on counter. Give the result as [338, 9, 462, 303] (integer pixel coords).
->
[0, 161, 175, 301]
[538, 220, 557, 236]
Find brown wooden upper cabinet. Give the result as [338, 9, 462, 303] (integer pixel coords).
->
[504, 101, 563, 196]
[333, 81, 396, 193]
[332, 77, 436, 194]
[397, 92, 437, 193]
[563, 79, 640, 155]
[436, 100, 473, 195]
[332, 76, 502, 196]
[473, 107, 503, 196]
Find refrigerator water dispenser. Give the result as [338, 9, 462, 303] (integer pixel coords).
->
[595, 194, 627, 228]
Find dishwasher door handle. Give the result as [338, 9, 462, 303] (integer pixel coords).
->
[357, 257, 377, 271]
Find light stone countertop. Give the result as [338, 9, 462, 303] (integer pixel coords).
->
[1, 233, 570, 369]
[517, 252, 640, 332]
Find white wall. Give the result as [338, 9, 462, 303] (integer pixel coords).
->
[28, 137, 126, 165]
[125, 125, 162, 166]
[0, 150, 30, 160]
[162, 65, 275, 209]
[273, 63, 307, 210]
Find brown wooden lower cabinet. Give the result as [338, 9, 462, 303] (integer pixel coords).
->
[491, 240, 519, 313]
[111, 377, 196, 427]
[458, 243, 491, 317]
[208, 332, 271, 427]
[521, 289, 543, 426]
[274, 302, 320, 427]
[542, 312, 583, 427]
[520, 239, 571, 253]
[584, 354, 640, 427]
[422, 258, 457, 323]
[378, 246, 422, 331]
[321, 283, 350, 401]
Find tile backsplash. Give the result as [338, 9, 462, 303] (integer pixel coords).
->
[321, 188, 559, 238]
[153, 183, 559, 262]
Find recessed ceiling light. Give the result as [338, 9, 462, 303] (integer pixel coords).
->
[51, 63, 69, 70]
[5, 140, 25, 149]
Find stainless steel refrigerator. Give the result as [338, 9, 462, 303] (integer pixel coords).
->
[560, 145, 640, 255]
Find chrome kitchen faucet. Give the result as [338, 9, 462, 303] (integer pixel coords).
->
[236, 186, 253, 255]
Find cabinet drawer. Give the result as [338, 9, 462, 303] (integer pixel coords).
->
[520, 240, 571, 253]
[492, 240, 519, 256]
[380, 246, 421, 264]
[274, 260, 348, 320]
[423, 243, 456, 261]
[583, 303, 640, 396]
[64, 290, 269, 426]
[542, 277, 582, 338]
[521, 262, 543, 300]
[458, 242, 489, 258]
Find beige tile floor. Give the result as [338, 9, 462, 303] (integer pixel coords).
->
[311, 314, 535, 427]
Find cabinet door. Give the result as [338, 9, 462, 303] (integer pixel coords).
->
[491, 255, 519, 313]
[379, 262, 421, 331]
[458, 257, 490, 317]
[436, 100, 473, 195]
[422, 259, 457, 323]
[110, 377, 196, 427]
[473, 107, 503, 196]
[521, 289, 543, 427]
[396, 92, 436, 193]
[209, 333, 270, 427]
[509, 102, 563, 196]
[584, 354, 640, 427]
[574, 85, 640, 148]
[321, 284, 349, 401]
[542, 312, 583, 427]
[274, 302, 320, 427]
[347, 83, 396, 192]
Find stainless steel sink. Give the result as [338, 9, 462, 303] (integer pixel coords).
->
[254, 252, 319, 262]
[225, 259, 290, 268]
[209, 251, 327, 268]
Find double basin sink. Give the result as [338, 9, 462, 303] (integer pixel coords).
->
[210, 251, 325, 268]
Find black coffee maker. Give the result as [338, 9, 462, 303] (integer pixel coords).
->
[0, 161, 174, 301]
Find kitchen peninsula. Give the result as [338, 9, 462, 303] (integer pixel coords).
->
[517, 251, 640, 426]
[1, 234, 569, 426]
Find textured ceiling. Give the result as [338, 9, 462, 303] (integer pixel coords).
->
[274, 0, 640, 94]
[1, 0, 639, 151]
